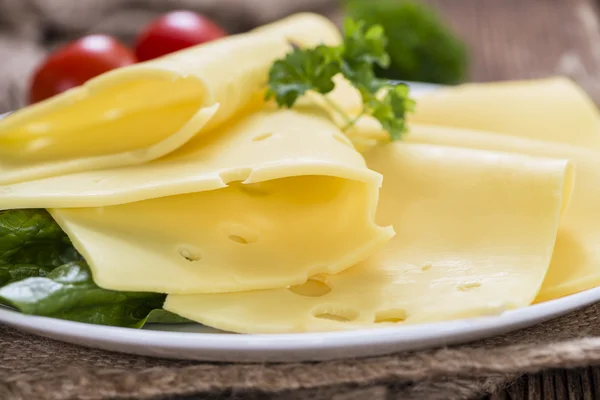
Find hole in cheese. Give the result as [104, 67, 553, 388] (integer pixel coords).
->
[332, 132, 353, 147]
[421, 264, 432, 271]
[457, 281, 482, 291]
[288, 278, 332, 297]
[228, 235, 249, 244]
[222, 222, 259, 245]
[0, 75, 205, 162]
[252, 132, 273, 142]
[178, 245, 202, 262]
[374, 309, 407, 323]
[312, 305, 359, 322]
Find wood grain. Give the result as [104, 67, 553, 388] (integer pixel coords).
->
[486, 368, 600, 400]
[422, 0, 600, 102]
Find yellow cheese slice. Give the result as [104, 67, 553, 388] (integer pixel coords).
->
[252, 12, 341, 47]
[164, 143, 571, 332]
[0, 107, 370, 208]
[410, 77, 600, 149]
[347, 76, 600, 301]
[404, 124, 600, 302]
[0, 13, 340, 185]
[0, 108, 391, 293]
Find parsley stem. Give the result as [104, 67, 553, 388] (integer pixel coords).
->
[342, 108, 367, 132]
[321, 96, 354, 127]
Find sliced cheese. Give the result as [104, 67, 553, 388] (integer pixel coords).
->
[164, 143, 571, 332]
[51, 174, 391, 294]
[252, 12, 341, 47]
[410, 77, 600, 149]
[0, 13, 341, 185]
[0, 107, 370, 208]
[0, 108, 391, 293]
[405, 123, 600, 302]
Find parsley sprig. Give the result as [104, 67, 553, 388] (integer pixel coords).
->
[266, 19, 415, 142]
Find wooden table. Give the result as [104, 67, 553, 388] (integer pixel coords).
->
[487, 368, 600, 400]
[424, 1, 600, 398]
[426, 0, 600, 103]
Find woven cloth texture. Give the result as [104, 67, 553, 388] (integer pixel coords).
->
[3, 302, 600, 400]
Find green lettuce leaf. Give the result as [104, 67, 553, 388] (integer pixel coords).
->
[0, 269, 10, 286]
[0, 261, 166, 328]
[146, 309, 192, 324]
[0, 209, 80, 284]
[0, 209, 188, 328]
[0, 209, 68, 260]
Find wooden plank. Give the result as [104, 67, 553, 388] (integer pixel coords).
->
[580, 368, 594, 400]
[422, 0, 600, 102]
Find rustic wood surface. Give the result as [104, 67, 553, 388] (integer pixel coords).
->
[485, 368, 600, 400]
[425, 0, 600, 103]
[429, 1, 600, 398]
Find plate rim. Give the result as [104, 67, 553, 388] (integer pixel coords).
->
[2, 284, 600, 362]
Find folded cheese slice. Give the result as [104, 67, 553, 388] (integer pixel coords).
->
[0, 108, 391, 293]
[0, 13, 340, 185]
[164, 143, 571, 332]
[405, 123, 600, 302]
[409, 77, 600, 149]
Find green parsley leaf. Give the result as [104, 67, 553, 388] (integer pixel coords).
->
[345, 0, 468, 84]
[266, 18, 415, 142]
[265, 44, 342, 108]
[370, 84, 416, 140]
[340, 19, 390, 103]
[342, 19, 390, 70]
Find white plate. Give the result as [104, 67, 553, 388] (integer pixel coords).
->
[0, 82, 596, 363]
[2, 287, 600, 362]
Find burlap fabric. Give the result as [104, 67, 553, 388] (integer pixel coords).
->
[2, 0, 600, 399]
[2, 301, 600, 400]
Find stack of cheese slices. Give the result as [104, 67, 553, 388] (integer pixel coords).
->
[0, 13, 597, 333]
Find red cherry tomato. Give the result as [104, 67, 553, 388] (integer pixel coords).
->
[134, 11, 227, 62]
[29, 35, 136, 104]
